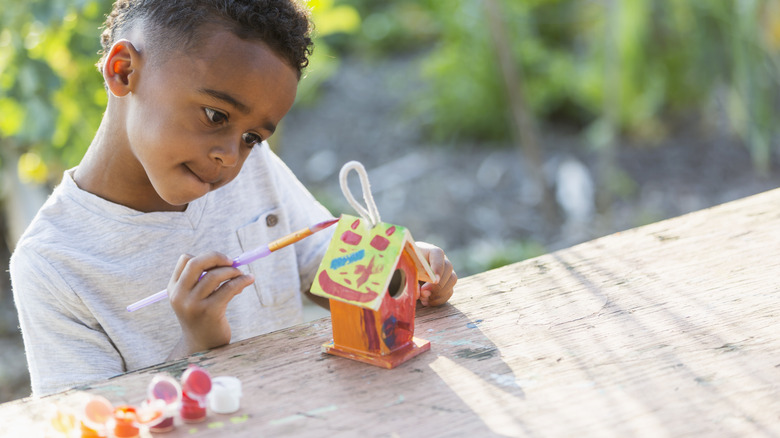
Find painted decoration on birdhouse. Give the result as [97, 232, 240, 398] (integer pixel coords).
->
[312, 214, 434, 311]
[310, 161, 435, 368]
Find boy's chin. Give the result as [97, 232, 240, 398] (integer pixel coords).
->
[158, 190, 207, 210]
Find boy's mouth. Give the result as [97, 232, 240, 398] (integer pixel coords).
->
[184, 164, 220, 186]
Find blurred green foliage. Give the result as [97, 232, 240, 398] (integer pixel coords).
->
[2, 0, 779, 182]
[0, 0, 111, 181]
[335, 0, 780, 172]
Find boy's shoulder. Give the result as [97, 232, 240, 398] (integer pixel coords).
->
[10, 170, 98, 271]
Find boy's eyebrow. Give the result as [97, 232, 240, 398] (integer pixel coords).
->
[199, 88, 250, 115]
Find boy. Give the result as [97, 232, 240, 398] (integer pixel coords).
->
[10, 0, 456, 397]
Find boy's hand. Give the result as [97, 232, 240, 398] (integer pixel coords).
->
[166, 252, 254, 356]
[415, 242, 457, 307]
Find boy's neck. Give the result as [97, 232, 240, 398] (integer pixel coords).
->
[74, 115, 187, 213]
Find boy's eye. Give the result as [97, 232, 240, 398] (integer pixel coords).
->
[204, 107, 227, 124]
[242, 132, 262, 147]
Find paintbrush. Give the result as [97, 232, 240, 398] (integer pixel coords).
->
[126, 218, 339, 312]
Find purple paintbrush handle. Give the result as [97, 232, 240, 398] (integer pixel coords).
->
[126, 290, 168, 312]
[232, 245, 272, 268]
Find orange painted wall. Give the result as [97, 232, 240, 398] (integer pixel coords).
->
[330, 249, 419, 356]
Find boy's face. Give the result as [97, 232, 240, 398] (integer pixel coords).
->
[118, 27, 299, 211]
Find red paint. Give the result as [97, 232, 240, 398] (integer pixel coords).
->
[362, 308, 381, 352]
[385, 226, 396, 236]
[341, 230, 363, 245]
[180, 393, 207, 423]
[317, 270, 378, 303]
[180, 365, 211, 423]
[351, 219, 360, 229]
[375, 253, 418, 352]
[370, 235, 390, 251]
[181, 365, 212, 399]
[355, 256, 381, 288]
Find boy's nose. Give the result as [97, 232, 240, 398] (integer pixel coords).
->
[209, 142, 240, 167]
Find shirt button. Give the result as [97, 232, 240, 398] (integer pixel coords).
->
[266, 214, 278, 227]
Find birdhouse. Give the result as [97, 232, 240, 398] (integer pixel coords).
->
[310, 214, 435, 368]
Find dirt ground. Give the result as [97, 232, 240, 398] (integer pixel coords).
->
[1, 54, 779, 403]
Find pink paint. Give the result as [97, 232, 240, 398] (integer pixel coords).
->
[370, 235, 390, 251]
[150, 377, 180, 404]
[146, 374, 182, 433]
[385, 226, 396, 236]
[351, 219, 360, 229]
[81, 395, 113, 437]
[341, 230, 363, 245]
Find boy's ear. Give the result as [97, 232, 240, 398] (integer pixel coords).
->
[103, 39, 141, 97]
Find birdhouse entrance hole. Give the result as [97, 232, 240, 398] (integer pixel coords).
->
[388, 269, 406, 299]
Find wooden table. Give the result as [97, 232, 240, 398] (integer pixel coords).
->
[2, 189, 780, 437]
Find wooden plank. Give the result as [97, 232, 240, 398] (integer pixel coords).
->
[2, 189, 780, 437]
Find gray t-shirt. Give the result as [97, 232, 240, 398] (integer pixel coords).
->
[10, 144, 334, 396]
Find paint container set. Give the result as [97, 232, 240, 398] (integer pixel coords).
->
[50, 365, 242, 437]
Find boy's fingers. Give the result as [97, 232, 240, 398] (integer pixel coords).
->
[179, 251, 233, 289]
[172, 254, 194, 282]
[426, 249, 446, 283]
[204, 274, 254, 307]
[436, 260, 455, 286]
[420, 270, 457, 307]
[431, 275, 457, 306]
[193, 266, 247, 300]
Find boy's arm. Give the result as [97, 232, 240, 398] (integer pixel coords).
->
[10, 249, 125, 397]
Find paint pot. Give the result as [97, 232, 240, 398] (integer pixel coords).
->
[208, 376, 242, 414]
[49, 408, 79, 437]
[112, 405, 140, 438]
[180, 364, 212, 423]
[80, 395, 113, 438]
[144, 374, 182, 433]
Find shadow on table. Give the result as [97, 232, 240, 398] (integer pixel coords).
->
[308, 304, 528, 437]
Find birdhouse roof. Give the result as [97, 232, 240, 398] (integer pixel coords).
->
[310, 214, 435, 310]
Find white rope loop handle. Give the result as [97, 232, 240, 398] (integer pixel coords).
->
[339, 161, 381, 229]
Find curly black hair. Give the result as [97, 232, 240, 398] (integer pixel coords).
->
[98, 0, 313, 78]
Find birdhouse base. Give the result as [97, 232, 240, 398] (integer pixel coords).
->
[322, 337, 431, 369]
